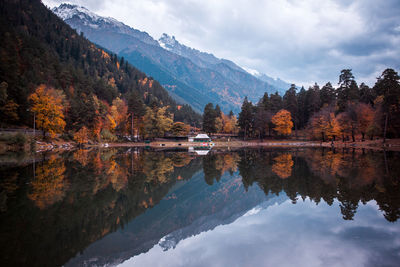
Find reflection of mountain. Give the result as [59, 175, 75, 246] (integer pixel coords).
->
[65, 169, 283, 266]
[158, 193, 287, 252]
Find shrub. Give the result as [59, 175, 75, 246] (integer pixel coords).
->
[101, 129, 117, 142]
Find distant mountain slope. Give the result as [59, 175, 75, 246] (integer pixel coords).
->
[0, 0, 200, 126]
[52, 4, 290, 113]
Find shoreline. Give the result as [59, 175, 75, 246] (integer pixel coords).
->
[90, 139, 400, 151]
[2, 139, 400, 154]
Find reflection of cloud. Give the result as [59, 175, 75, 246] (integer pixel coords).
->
[119, 199, 400, 267]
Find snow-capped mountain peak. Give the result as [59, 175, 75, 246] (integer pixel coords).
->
[52, 3, 158, 46]
[158, 33, 178, 51]
[242, 67, 261, 77]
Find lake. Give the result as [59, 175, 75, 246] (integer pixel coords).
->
[0, 147, 399, 267]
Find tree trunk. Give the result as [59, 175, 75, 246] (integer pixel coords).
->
[351, 130, 355, 142]
[321, 132, 325, 142]
[342, 134, 345, 142]
[361, 132, 365, 142]
[294, 121, 298, 139]
[383, 112, 388, 144]
[131, 113, 134, 140]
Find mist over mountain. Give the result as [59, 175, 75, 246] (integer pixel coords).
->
[52, 4, 291, 113]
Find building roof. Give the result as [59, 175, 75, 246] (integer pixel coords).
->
[194, 134, 210, 139]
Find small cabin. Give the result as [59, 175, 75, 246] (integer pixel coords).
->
[192, 134, 211, 143]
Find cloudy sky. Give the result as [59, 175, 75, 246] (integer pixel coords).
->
[43, 0, 400, 87]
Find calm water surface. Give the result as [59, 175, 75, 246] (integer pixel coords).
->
[0, 148, 399, 267]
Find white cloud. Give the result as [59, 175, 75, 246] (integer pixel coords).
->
[117, 199, 400, 267]
[43, 0, 400, 87]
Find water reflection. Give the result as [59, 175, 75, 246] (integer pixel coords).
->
[0, 147, 399, 267]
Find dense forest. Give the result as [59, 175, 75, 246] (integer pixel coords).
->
[225, 68, 400, 141]
[0, 0, 201, 141]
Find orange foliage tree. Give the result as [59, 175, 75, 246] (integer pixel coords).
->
[355, 103, 374, 141]
[221, 112, 238, 133]
[73, 126, 89, 145]
[271, 109, 293, 136]
[28, 85, 66, 138]
[110, 97, 128, 134]
[310, 108, 341, 141]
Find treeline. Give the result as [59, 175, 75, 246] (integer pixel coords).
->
[202, 103, 238, 134]
[235, 68, 400, 141]
[0, 0, 201, 138]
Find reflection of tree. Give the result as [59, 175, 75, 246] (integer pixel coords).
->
[203, 154, 221, 185]
[237, 148, 400, 222]
[0, 149, 204, 267]
[171, 153, 193, 168]
[143, 153, 174, 184]
[0, 172, 19, 212]
[28, 155, 69, 209]
[73, 149, 90, 166]
[272, 154, 293, 179]
[203, 153, 239, 185]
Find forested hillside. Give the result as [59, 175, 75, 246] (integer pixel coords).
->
[0, 0, 200, 139]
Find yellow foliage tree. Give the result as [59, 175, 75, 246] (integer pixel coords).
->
[110, 97, 128, 133]
[310, 108, 341, 141]
[271, 109, 293, 136]
[171, 122, 190, 136]
[28, 85, 66, 138]
[143, 106, 173, 138]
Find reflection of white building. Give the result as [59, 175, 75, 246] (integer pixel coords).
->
[188, 147, 210, 155]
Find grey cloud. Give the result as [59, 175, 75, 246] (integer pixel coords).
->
[43, 0, 400, 86]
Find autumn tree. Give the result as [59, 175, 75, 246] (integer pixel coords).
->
[221, 112, 237, 133]
[110, 97, 128, 134]
[143, 106, 173, 139]
[355, 103, 374, 141]
[73, 126, 89, 145]
[310, 106, 341, 141]
[337, 112, 352, 141]
[171, 122, 190, 136]
[271, 109, 293, 136]
[28, 85, 66, 138]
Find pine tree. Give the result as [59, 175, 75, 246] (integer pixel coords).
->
[283, 84, 298, 137]
[203, 103, 216, 134]
[238, 97, 255, 139]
